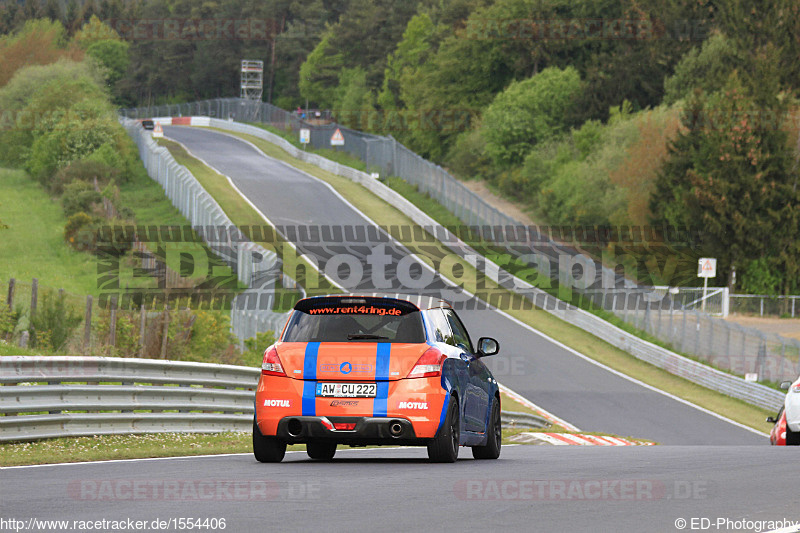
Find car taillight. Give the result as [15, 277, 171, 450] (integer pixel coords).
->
[261, 346, 286, 376]
[408, 347, 446, 378]
[793, 383, 800, 393]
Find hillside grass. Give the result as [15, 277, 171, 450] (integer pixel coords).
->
[0, 168, 100, 295]
[0, 165, 238, 300]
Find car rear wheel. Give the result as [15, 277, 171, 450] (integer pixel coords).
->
[472, 397, 501, 459]
[253, 420, 287, 463]
[428, 397, 460, 463]
[306, 441, 337, 460]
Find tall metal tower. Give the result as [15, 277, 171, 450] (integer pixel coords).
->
[240, 60, 264, 100]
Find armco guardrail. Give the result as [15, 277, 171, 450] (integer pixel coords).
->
[0, 356, 259, 442]
[1, 356, 533, 442]
[199, 118, 786, 412]
[501, 411, 549, 429]
[121, 118, 294, 343]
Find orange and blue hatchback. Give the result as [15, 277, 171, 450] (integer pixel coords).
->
[253, 294, 502, 462]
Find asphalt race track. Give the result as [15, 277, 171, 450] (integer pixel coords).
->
[162, 126, 765, 446]
[3, 446, 799, 533]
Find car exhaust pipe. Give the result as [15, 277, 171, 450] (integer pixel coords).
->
[389, 421, 403, 437]
[287, 418, 303, 437]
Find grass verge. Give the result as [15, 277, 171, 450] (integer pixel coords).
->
[0, 433, 298, 467]
[0, 429, 556, 466]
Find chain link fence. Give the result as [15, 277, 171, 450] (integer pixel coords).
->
[730, 294, 800, 318]
[121, 99, 800, 387]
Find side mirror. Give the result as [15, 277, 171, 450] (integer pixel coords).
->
[477, 337, 499, 358]
[766, 416, 777, 424]
[780, 381, 792, 390]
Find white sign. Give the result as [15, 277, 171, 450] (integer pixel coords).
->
[744, 373, 758, 382]
[299, 128, 310, 145]
[697, 258, 716, 278]
[330, 128, 345, 146]
[152, 122, 164, 138]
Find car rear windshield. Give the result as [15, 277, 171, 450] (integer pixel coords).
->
[282, 300, 425, 343]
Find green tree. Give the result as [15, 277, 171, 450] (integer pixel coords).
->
[332, 67, 376, 130]
[650, 78, 797, 290]
[86, 39, 130, 86]
[377, 12, 436, 111]
[298, 32, 343, 108]
[481, 66, 582, 167]
[663, 33, 744, 105]
[72, 15, 121, 46]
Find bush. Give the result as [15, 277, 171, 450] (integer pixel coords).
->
[50, 160, 120, 195]
[444, 128, 494, 181]
[189, 310, 236, 362]
[96, 308, 139, 357]
[243, 331, 277, 367]
[64, 212, 97, 251]
[61, 180, 101, 217]
[0, 306, 21, 341]
[30, 291, 82, 352]
[481, 66, 582, 167]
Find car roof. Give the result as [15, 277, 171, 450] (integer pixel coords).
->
[295, 293, 452, 312]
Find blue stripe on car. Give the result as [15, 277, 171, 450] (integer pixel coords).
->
[373, 343, 391, 417]
[302, 342, 320, 416]
[435, 390, 451, 434]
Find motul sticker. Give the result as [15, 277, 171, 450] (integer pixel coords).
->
[398, 401, 428, 410]
[264, 399, 291, 407]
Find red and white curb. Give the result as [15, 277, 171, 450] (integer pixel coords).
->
[509, 432, 655, 446]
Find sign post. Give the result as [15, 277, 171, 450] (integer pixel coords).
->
[299, 128, 310, 150]
[697, 258, 717, 312]
[330, 128, 345, 148]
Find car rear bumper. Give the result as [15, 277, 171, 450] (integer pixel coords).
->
[264, 415, 427, 445]
[255, 374, 448, 439]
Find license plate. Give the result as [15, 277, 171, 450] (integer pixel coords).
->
[316, 382, 377, 398]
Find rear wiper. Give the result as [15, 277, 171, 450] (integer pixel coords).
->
[347, 333, 389, 340]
